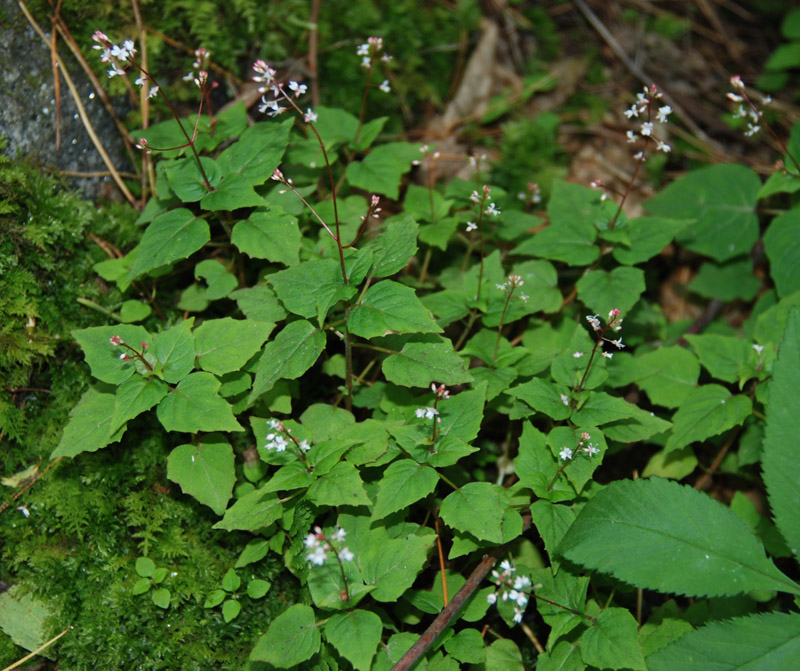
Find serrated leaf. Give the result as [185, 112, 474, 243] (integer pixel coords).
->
[348, 280, 441, 338]
[646, 164, 760, 262]
[361, 532, 434, 602]
[128, 209, 210, 280]
[664, 384, 751, 453]
[150, 319, 195, 384]
[194, 318, 273, 375]
[232, 209, 301, 266]
[165, 156, 220, 202]
[373, 459, 438, 519]
[270, 258, 353, 323]
[156, 372, 243, 433]
[200, 174, 266, 210]
[231, 285, 287, 323]
[557, 477, 800, 597]
[483, 639, 523, 671]
[440, 482, 523, 544]
[576, 266, 646, 317]
[630, 346, 700, 408]
[612, 216, 690, 265]
[684, 334, 750, 383]
[382, 340, 472, 388]
[306, 461, 371, 507]
[111, 376, 168, 433]
[762, 309, 800, 555]
[250, 320, 326, 401]
[646, 612, 800, 671]
[688, 259, 761, 301]
[167, 434, 235, 515]
[250, 604, 320, 667]
[508, 378, 571, 420]
[214, 487, 282, 532]
[324, 610, 382, 671]
[444, 628, 485, 664]
[345, 142, 421, 199]
[52, 387, 126, 458]
[363, 216, 419, 278]
[216, 117, 293, 184]
[764, 209, 800, 298]
[580, 607, 646, 670]
[194, 259, 237, 300]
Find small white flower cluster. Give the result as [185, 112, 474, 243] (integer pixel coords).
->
[624, 85, 672, 157]
[264, 419, 310, 453]
[486, 560, 533, 625]
[357, 36, 392, 68]
[411, 144, 441, 166]
[415, 407, 440, 421]
[92, 31, 136, 77]
[360, 194, 382, 222]
[181, 47, 211, 91]
[583, 308, 624, 358]
[495, 274, 528, 303]
[469, 185, 501, 217]
[415, 383, 450, 422]
[304, 526, 354, 566]
[559, 432, 600, 462]
[252, 60, 314, 122]
[517, 182, 542, 206]
[727, 75, 771, 138]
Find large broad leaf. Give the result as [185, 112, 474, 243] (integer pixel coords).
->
[0, 586, 52, 655]
[215, 117, 293, 184]
[688, 259, 761, 301]
[508, 378, 572, 421]
[382, 340, 473, 388]
[345, 142, 421, 199]
[156, 372, 243, 433]
[51, 387, 126, 458]
[270, 258, 354, 324]
[646, 164, 760, 262]
[576, 266, 646, 318]
[580, 608, 646, 671]
[612, 216, 690, 265]
[231, 208, 301, 266]
[684, 334, 750, 383]
[664, 384, 751, 453]
[128, 209, 210, 280]
[194, 318, 273, 375]
[167, 433, 235, 515]
[557, 477, 800, 597]
[362, 216, 419, 278]
[614, 346, 699, 408]
[646, 612, 800, 671]
[214, 487, 282, 531]
[763, 209, 800, 298]
[73, 324, 151, 385]
[306, 461, 371, 507]
[249, 320, 326, 402]
[324, 610, 382, 671]
[348, 280, 442, 338]
[440, 482, 523, 544]
[762, 309, 800, 555]
[249, 604, 320, 667]
[110, 375, 168, 433]
[372, 459, 439, 519]
[231, 285, 287, 323]
[165, 156, 220, 202]
[150, 319, 195, 384]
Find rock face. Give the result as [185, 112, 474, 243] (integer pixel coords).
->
[0, 0, 129, 200]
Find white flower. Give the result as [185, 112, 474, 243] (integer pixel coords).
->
[753, 344, 764, 354]
[585, 444, 600, 456]
[610, 337, 624, 349]
[415, 407, 439, 420]
[626, 130, 638, 143]
[356, 43, 370, 56]
[485, 202, 501, 216]
[486, 592, 497, 604]
[519, 293, 529, 303]
[513, 575, 531, 590]
[307, 546, 327, 565]
[108, 63, 126, 78]
[469, 190, 481, 203]
[633, 151, 645, 161]
[559, 447, 573, 461]
[560, 393, 569, 407]
[656, 105, 672, 123]
[299, 439, 311, 452]
[509, 590, 528, 608]
[586, 314, 601, 331]
[288, 80, 307, 97]
[573, 351, 583, 358]
[602, 351, 614, 359]
[265, 433, 288, 451]
[499, 560, 515, 574]
[465, 221, 477, 232]
[331, 527, 347, 542]
[360, 56, 371, 68]
[259, 98, 286, 117]
[304, 108, 318, 123]
[379, 79, 390, 93]
[624, 105, 639, 119]
[640, 122, 654, 136]
[268, 419, 282, 429]
[338, 547, 355, 562]
[147, 86, 159, 99]
[656, 140, 671, 153]
[304, 533, 320, 548]
[513, 608, 524, 624]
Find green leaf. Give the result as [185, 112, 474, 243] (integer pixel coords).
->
[128, 209, 210, 280]
[270, 258, 353, 323]
[73, 324, 151, 385]
[646, 164, 760, 262]
[165, 157, 220, 202]
[581, 607, 646, 670]
[363, 216, 419, 278]
[684, 334, 750, 383]
[444, 628, 485, 664]
[52, 387, 126, 458]
[324, 610, 382, 671]
[529, 500, 576, 563]
[512, 180, 599, 265]
[0, 587, 52, 654]
[514, 422, 572, 502]
[250, 604, 320, 667]
[557, 477, 800, 597]
[345, 142, 422, 199]
[131, 578, 151, 595]
[306, 461, 371, 507]
[440, 482, 523, 544]
[535, 641, 583, 671]
[361, 531, 434, 602]
[204, 589, 226, 608]
[167, 433, 235, 515]
[757, 170, 800, 200]
[200, 174, 266, 210]
[373, 459, 438, 519]
[764, 209, 800, 298]
[214, 487, 282, 532]
[135, 557, 155, 577]
[688, 259, 761, 301]
[348, 280, 442, 338]
[250, 320, 326, 401]
[483, 639, 523, 671]
[576, 266, 646, 318]
[483, 260, 562, 327]
[438, 383, 486, 443]
[194, 259, 237, 300]
[119, 299, 152, 323]
[231, 285, 287, 322]
[111, 376, 168, 433]
[508, 378, 571, 421]
[646, 612, 800, 671]
[762, 309, 800, 556]
[625, 346, 700, 408]
[612, 217, 690, 265]
[571, 392, 672, 443]
[231, 209, 301, 266]
[156, 372, 243, 433]
[665, 384, 751, 453]
[550, 323, 608, 390]
[222, 600, 241, 622]
[150, 319, 195, 384]
[151, 588, 170, 609]
[247, 579, 271, 599]
[403, 184, 453, 222]
[222, 568, 241, 592]
[382, 340, 473, 388]
[216, 117, 293, 184]
[235, 539, 270, 569]
[194, 318, 273, 376]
